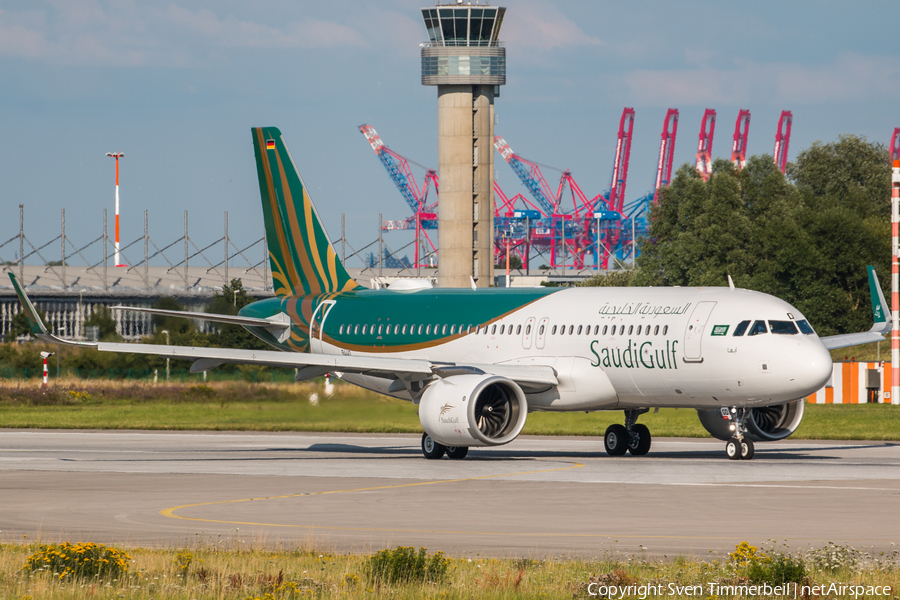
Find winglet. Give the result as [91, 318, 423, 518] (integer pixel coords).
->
[867, 265, 891, 334]
[8, 273, 48, 336]
[7, 273, 96, 347]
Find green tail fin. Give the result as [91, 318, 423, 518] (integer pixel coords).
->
[251, 127, 362, 297]
[867, 265, 890, 332]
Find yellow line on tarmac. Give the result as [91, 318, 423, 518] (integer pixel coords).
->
[159, 461, 585, 532]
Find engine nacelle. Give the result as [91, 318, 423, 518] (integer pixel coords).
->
[697, 399, 805, 442]
[419, 374, 527, 447]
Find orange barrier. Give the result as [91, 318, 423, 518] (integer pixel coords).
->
[807, 362, 897, 404]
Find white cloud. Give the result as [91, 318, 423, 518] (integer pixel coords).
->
[502, 1, 603, 50]
[622, 53, 900, 106]
[0, 2, 366, 67]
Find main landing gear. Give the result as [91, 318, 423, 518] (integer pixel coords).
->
[421, 433, 469, 460]
[604, 409, 651, 456]
[722, 407, 754, 460]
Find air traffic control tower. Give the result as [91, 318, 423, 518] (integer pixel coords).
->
[420, 4, 506, 288]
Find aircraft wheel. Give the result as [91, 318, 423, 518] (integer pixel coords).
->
[446, 446, 469, 460]
[725, 438, 742, 460]
[604, 424, 629, 456]
[741, 438, 755, 460]
[422, 433, 446, 460]
[628, 424, 652, 456]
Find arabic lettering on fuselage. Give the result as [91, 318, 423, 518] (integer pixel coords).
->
[598, 302, 692, 318]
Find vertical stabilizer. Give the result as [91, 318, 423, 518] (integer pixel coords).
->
[251, 127, 362, 297]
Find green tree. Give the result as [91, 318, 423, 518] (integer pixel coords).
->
[633, 136, 890, 336]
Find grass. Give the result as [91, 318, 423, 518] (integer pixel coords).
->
[1, 539, 897, 599]
[0, 378, 898, 440]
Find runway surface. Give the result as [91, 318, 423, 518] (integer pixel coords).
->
[1, 430, 898, 558]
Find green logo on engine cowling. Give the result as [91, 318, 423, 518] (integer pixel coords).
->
[589, 339, 679, 370]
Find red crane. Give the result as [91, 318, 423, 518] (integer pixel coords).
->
[608, 108, 635, 214]
[731, 109, 751, 169]
[774, 111, 793, 174]
[695, 109, 717, 181]
[654, 108, 679, 203]
[890, 127, 900, 162]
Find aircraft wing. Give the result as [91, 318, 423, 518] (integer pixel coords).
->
[820, 266, 892, 350]
[8, 273, 558, 388]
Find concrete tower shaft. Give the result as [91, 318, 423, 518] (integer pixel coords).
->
[420, 5, 506, 288]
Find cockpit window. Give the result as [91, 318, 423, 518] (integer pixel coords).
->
[797, 320, 815, 335]
[733, 320, 750, 336]
[748, 320, 768, 336]
[769, 320, 799, 335]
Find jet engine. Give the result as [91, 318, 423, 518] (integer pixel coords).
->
[697, 399, 805, 442]
[418, 374, 527, 447]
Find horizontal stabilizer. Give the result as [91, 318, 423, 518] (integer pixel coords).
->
[111, 306, 291, 331]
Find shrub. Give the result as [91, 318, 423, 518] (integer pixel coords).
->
[746, 551, 807, 584]
[23, 542, 130, 580]
[366, 546, 449, 584]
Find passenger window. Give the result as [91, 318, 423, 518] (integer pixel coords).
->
[491, 325, 497, 335]
[769, 320, 799, 335]
[450, 325, 456, 334]
[748, 320, 768, 336]
[663, 325, 668, 335]
[442, 325, 448, 335]
[401, 325, 407, 335]
[594, 325, 599, 335]
[395, 324, 400, 334]
[539, 325, 545, 335]
[602, 325, 608, 335]
[577, 325, 583, 335]
[354, 325, 360, 335]
[378, 325, 384, 335]
[733, 320, 750, 336]
[499, 325, 505, 335]
[627, 325, 633, 335]
[508, 326, 514, 336]
[516, 325, 522, 335]
[636, 325, 641, 335]
[483, 326, 489, 335]
[568, 325, 574, 335]
[797, 320, 815, 335]
[339, 325, 344, 335]
[552, 325, 558, 335]
[466, 326, 471, 334]
[362, 325, 368, 334]
[525, 324, 531, 335]
[418, 325, 423, 335]
[426, 325, 432, 334]
[654, 325, 659, 335]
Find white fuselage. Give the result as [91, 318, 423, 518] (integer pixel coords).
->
[321, 286, 833, 412]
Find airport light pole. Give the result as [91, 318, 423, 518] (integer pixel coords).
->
[106, 152, 125, 266]
[892, 159, 899, 404]
[162, 329, 170, 382]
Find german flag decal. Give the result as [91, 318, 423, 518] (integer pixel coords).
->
[266, 139, 275, 150]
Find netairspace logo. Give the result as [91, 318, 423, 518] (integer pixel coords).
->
[586, 582, 893, 598]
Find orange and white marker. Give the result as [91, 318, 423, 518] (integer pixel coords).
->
[892, 159, 899, 404]
[106, 152, 125, 266]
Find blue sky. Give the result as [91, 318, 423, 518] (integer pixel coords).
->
[1, 0, 898, 269]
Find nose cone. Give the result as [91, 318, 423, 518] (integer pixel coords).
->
[798, 339, 833, 395]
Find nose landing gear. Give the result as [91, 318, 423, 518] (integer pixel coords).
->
[722, 407, 755, 460]
[604, 409, 652, 456]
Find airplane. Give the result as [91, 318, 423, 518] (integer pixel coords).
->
[8, 127, 892, 461]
